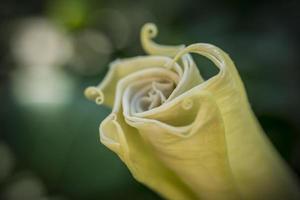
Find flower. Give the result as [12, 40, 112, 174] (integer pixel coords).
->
[85, 23, 300, 200]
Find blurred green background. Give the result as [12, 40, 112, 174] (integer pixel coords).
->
[0, 0, 300, 199]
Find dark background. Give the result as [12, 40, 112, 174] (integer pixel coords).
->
[0, 0, 300, 199]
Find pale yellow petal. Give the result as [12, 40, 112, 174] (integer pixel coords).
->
[168, 43, 300, 199]
[84, 56, 177, 107]
[141, 23, 185, 57]
[125, 91, 241, 199]
[100, 111, 197, 200]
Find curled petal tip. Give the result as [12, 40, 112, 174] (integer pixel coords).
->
[141, 23, 158, 39]
[141, 23, 185, 57]
[95, 96, 104, 105]
[181, 98, 194, 110]
[84, 86, 104, 105]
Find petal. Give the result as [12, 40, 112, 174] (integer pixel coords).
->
[141, 23, 185, 57]
[100, 111, 197, 200]
[115, 67, 180, 113]
[84, 56, 178, 107]
[125, 91, 241, 199]
[158, 43, 300, 199]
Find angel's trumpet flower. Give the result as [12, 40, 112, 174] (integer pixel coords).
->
[85, 23, 300, 200]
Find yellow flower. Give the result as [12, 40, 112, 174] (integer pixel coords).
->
[85, 23, 300, 200]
